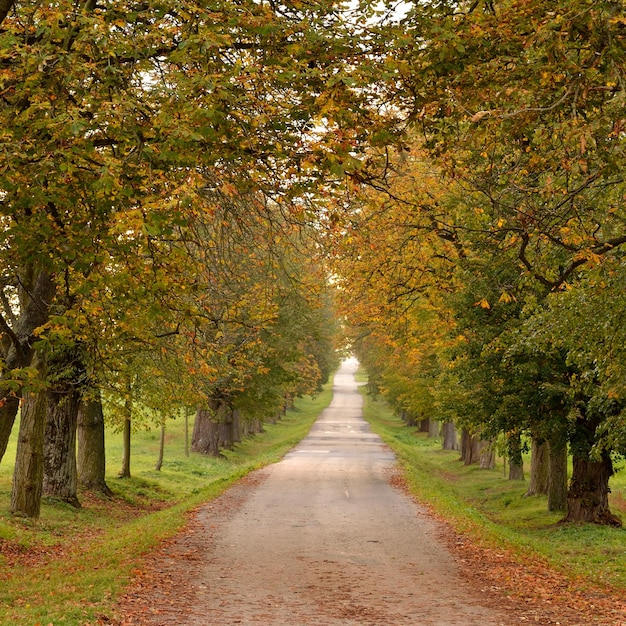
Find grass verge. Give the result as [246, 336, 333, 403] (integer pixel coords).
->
[361, 389, 626, 592]
[0, 382, 333, 626]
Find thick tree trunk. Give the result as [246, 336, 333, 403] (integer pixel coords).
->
[219, 417, 234, 449]
[526, 436, 549, 496]
[460, 429, 481, 465]
[43, 387, 81, 507]
[441, 422, 458, 450]
[192, 397, 234, 457]
[419, 418, 430, 433]
[77, 395, 112, 495]
[191, 408, 224, 456]
[428, 419, 440, 439]
[563, 452, 621, 526]
[242, 417, 264, 437]
[507, 431, 525, 481]
[0, 270, 55, 464]
[479, 440, 496, 469]
[547, 437, 568, 512]
[11, 387, 47, 518]
[460, 428, 471, 463]
[561, 414, 621, 526]
[231, 409, 242, 444]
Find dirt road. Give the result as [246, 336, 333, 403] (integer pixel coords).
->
[114, 360, 626, 625]
[117, 359, 522, 625]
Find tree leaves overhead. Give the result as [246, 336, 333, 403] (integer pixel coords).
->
[1, 0, 391, 465]
[387, 0, 626, 289]
[330, 0, 626, 525]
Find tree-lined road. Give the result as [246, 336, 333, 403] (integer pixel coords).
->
[118, 359, 510, 625]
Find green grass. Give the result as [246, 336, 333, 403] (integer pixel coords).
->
[361, 388, 626, 591]
[0, 382, 333, 625]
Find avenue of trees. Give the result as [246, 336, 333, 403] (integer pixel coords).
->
[0, 0, 386, 517]
[334, 0, 626, 526]
[2, 0, 625, 530]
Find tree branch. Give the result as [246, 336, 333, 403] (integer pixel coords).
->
[0, 311, 24, 363]
[0, 286, 18, 329]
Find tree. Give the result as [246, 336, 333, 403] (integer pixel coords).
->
[336, 0, 625, 524]
[520, 260, 626, 524]
[186, 202, 341, 457]
[42, 344, 85, 506]
[10, 353, 47, 518]
[1, 0, 394, 516]
[77, 391, 112, 496]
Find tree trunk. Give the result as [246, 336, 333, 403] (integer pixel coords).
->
[231, 409, 242, 444]
[460, 428, 471, 463]
[192, 408, 223, 456]
[561, 414, 621, 526]
[0, 269, 55, 464]
[119, 413, 132, 478]
[461, 428, 481, 465]
[43, 387, 81, 507]
[155, 421, 165, 471]
[11, 387, 47, 518]
[479, 440, 496, 469]
[441, 422, 458, 450]
[192, 397, 234, 457]
[0, 396, 21, 465]
[526, 436, 549, 496]
[562, 452, 621, 526]
[184, 407, 190, 457]
[507, 431, 525, 481]
[547, 437, 568, 512]
[428, 419, 440, 438]
[243, 417, 265, 437]
[77, 394, 112, 495]
[419, 417, 430, 433]
[401, 410, 418, 427]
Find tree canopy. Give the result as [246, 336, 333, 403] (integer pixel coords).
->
[332, 0, 626, 525]
[1, 0, 625, 525]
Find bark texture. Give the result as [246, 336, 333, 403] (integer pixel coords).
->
[562, 414, 621, 526]
[11, 387, 47, 517]
[428, 419, 440, 439]
[479, 440, 496, 470]
[120, 414, 132, 478]
[242, 417, 264, 437]
[526, 437, 549, 496]
[563, 452, 621, 526]
[0, 270, 55, 463]
[547, 438, 568, 512]
[507, 431, 525, 481]
[192, 398, 235, 457]
[460, 429, 479, 465]
[0, 396, 21, 465]
[77, 395, 112, 495]
[43, 387, 81, 507]
[441, 422, 458, 450]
